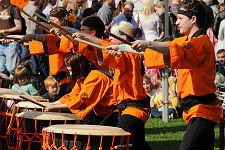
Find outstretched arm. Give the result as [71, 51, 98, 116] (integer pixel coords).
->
[131, 40, 169, 55]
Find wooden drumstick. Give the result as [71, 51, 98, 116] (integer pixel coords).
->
[17, 7, 50, 32]
[14, 84, 46, 108]
[105, 31, 131, 45]
[114, 144, 133, 149]
[33, 12, 122, 56]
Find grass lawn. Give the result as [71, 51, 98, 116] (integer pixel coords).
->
[145, 118, 220, 150]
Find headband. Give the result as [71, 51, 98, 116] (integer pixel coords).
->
[177, 10, 196, 19]
[50, 12, 67, 18]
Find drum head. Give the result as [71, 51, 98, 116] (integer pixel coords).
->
[16, 111, 82, 121]
[15, 101, 50, 109]
[43, 124, 130, 136]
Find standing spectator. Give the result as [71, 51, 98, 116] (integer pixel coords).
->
[170, 0, 180, 16]
[97, 0, 115, 28]
[111, 1, 137, 28]
[43, 0, 57, 20]
[213, 9, 225, 39]
[0, 0, 22, 82]
[21, 0, 49, 78]
[155, 1, 179, 40]
[135, 0, 162, 41]
[217, 19, 225, 51]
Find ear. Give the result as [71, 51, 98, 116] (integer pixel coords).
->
[191, 16, 197, 24]
[90, 29, 96, 36]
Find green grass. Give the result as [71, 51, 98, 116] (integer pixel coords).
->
[145, 118, 220, 150]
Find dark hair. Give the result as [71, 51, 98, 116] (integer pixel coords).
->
[217, 49, 225, 55]
[81, 15, 105, 38]
[50, 6, 69, 18]
[178, 0, 205, 28]
[112, 0, 126, 19]
[91, 1, 103, 13]
[82, 8, 95, 18]
[65, 52, 95, 88]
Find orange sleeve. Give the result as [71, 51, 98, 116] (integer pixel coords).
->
[28, 40, 44, 55]
[10, 0, 29, 9]
[144, 48, 165, 69]
[100, 39, 126, 71]
[59, 35, 74, 53]
[167, 36, 208, 69]
[45, 34, 61, 55]
[65, 71, 111, 119]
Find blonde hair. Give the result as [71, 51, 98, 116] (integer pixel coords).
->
[44, 76, 57, 89]
[62, 0, 78, 15]
[140, 0, 155, 18]
[155, 1, 165, 9]
[111, 21, 134, 40]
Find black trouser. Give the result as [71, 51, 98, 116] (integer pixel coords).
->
[100, 112, 151, 150]
[179, 117, 216, 150]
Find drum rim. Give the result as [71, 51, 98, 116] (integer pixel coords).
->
[42, 124, 131, 136]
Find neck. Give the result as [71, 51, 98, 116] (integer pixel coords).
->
[187, 25, 199, 40]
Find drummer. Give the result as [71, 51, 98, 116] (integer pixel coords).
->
[43, 52, 117, 125]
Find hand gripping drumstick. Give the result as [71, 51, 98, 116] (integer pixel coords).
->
[14, 84, 47, 108]
[33, 12, 122, 56]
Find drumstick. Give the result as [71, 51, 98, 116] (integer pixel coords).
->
[114, 144, 133, 149]
[33, 13, 122, 56]
[105, 31, 131, 45]
[0, 36, 21, 41]
[14, 84, 46, 107]
[17, 7, 50, 32]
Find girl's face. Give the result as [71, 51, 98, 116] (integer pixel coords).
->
[18, 78, 27, 85]
[143, 79, 151, 94]
[155, 6, 164, 16]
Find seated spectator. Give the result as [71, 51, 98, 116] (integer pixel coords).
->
[151, 79, 179, 118]
[42, 76, 70, 102]
[143, 74, 160, 101]
[11, 65, 39, 96]
[215, 49, 225, 85]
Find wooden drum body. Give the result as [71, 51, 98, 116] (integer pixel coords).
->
[16, 111, 82, 150]
[42, 124, 131, 150]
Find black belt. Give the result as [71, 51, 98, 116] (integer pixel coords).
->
[180, 93, 216, 111]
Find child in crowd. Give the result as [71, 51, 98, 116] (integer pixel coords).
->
[42, 76, 59, 102]
[11, 65, 39, 96]
[143, 74, 160, 101]
[42, 76, 71, 102]
[150, 79, 179, 118]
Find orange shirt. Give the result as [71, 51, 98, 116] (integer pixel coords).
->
[167, 35, 216, 99]
[29, 35, 71, 76]
[59, 70, 116, 119]
[101, 39, 150, 122]
[166, 35, 222, 124]
[144, 49, 165, 69]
